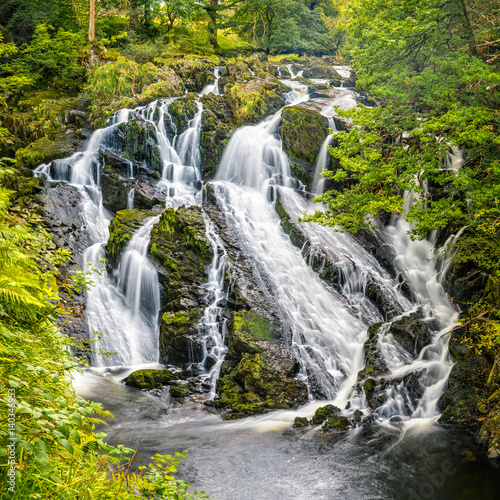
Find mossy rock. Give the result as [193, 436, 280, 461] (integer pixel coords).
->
[168, 57, 217, 93]
[160, 310, 204, 366]
[311, 404, 341, 426]
[150, 205, 213, 366]
[169, 384, 188, 398]
[106, 209, 154, 265]
[321, 415, 350, 433]
[124, 369, 174, 389]
[215, 310, 307, 419]
[166, 93, 199, 137]
[293, 416, 309, 429]
[16, 134, 81, 169]
[302, 65, 343, 81]
[357, 323, 388, 381]
[281, 106, 329, 166]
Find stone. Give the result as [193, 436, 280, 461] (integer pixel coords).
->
[124, 369, 175, 390]
[311, 405, 342, 426]
[293, 417, 309, 429]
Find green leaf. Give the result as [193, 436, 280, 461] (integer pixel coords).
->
[59, 439, 74, 455]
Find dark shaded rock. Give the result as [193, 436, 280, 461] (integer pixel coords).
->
[438, 327, 491, 426]
[37, 182, 93, 352]
[357, 323, 389, 380]
[215, 310, 307, 419]
[275, 192, 306, 249]
[388, 310, 436, 356]
[106, 209, 154, 266]
[311, 404, 341, 426]
[293, 416, 309, 429]
[124, 369, 175, 389]
[149, 206, 213, 366]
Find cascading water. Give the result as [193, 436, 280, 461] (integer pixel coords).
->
[198, 217, 230, 397]
[312, 116, 337, 195]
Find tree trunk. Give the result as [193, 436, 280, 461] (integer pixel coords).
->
[89, 0, 95, 42]
[208, 0, 219, 49]
[458, 0, 477, 55]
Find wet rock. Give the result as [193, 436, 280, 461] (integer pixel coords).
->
[169, 384, 188, 398]
[275, 192, 306, 249]
[438, 327, 491, 425]
[311, 404, 341, 426]
[388, 309, 437, 356]
[293, 416, 309, 429]
[103, 117, 163, 176]
[203, 184, 282, 320]
[166, 93, 198, 138]
[215, 310, 308, 419]
[124, 369, 175, 389]
[105, 209, 154, 266]
[148, 206, 213, 366]
[321, 415, 350, 433]
[281, 105, 329, 168]
[37, 182, 93, 352]
[357, 323, 389, 381]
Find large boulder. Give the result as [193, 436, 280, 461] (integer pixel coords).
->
[166, 93, 199, 139]
[215, 311, 308, 419]
[168, 57, 216, 93]
[148, 206, 213, 366]
[280, 105, 329, 184]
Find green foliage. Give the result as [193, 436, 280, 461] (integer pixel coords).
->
[0, 172, 209, 497]
[304, 0, 500, 277]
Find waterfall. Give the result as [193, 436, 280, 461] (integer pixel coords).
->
[201, 67, 222, 96]
[34, 94, 206, 368]
[198, 216, 229, 397]
[312, 116, 337, 195]
[127, 188, 135, 209]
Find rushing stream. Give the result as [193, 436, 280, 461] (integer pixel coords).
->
[35, 68, 500, 498]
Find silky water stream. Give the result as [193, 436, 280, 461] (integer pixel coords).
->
[38, 76, 499, 498]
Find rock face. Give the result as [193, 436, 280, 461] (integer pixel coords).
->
[280, 105, 329, 187]
[148, 206, 213, 366]
[215, 311, 308, 419]
[106, 209, 154, 266]
[438, 328, 490, 424]
[479, 351, 500, 459]
[200, 93, 237, 179]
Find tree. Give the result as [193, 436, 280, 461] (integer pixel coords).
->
[303, 0, 500, 274]
[89, 0, 95, 41]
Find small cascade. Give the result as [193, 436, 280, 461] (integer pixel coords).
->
[333, 66, 352, 79]
[87, 218, 161, 367]
[277, 67, 282, 77]
[312, 116, 337, 194]
[445, 145, 463, 175]
[175, 101, 203, 174]
[368, 191, 458, 423]
[201, 67, 222, 96]
[216, 112, 292, 191]
[127, 188, 135, 209]
[198, 217, 229, 397]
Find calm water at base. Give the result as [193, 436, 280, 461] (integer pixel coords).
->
[75, 372, 500, 500]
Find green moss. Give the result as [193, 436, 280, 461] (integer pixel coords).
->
[311, 404, 341, 426]
[16, 134, 79, 169]
[169, 385, 188, 398]
[106, 209, 153, 264]
[363, 378, 377, 400]
[124, 369, 174, 389]
[293, 416, 309, 429]
[281, 106, 329, 166]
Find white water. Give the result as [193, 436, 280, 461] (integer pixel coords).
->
[312, 116, 337, 194]
[36, 68, 458, 433]
[127, 188, 135, 209]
